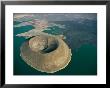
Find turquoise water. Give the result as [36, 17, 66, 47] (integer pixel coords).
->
[14, 24, 97, 75]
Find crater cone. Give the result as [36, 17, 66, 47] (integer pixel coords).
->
[20, 35, 72, 73]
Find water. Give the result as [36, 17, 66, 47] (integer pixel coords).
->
[14, 21, 97, 75]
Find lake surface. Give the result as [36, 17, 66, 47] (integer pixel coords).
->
[14, 20, 97, 75]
